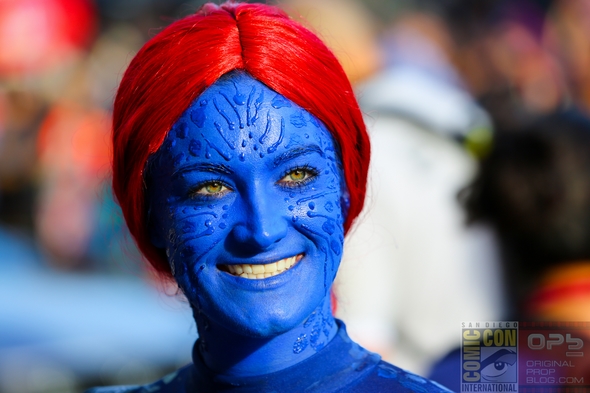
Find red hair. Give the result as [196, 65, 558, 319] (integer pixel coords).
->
[113, 2, 370, 277]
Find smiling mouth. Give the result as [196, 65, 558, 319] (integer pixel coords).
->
[221, 254, 304, 279]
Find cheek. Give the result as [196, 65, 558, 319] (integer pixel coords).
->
[166, 203, 231, 276]
[286, 174, 345, 269]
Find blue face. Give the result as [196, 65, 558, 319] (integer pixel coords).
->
[147, 72, 346, 338]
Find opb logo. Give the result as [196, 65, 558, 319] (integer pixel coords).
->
[527, 333, 583, 357]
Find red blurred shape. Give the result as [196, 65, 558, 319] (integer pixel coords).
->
[0, 0, 97, 76]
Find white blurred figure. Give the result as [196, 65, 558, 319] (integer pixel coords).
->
[334, 9, 505, 375]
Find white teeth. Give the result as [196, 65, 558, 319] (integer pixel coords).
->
[222, 255, 303, 279]
[251, 264, 265, 275]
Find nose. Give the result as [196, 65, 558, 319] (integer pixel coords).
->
[230, 188, 288, 252]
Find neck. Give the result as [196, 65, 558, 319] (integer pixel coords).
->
[193, 294, 338, 377]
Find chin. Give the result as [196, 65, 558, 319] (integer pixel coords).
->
[230, 305, 312, 338]
[197, 294, 318, 339]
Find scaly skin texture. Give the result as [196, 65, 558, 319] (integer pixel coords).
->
[147, 71, 347, 376]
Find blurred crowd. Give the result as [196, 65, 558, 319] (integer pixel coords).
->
[2, 0, 590, 392]
[0, 0, 205, 273]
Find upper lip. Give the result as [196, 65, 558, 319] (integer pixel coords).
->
[218, 253, 304, 267]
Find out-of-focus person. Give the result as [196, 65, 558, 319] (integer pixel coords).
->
[32, 51, 142, 273]
[465, 111, 590, 322]
[447, 0, 568, 127]
[429, 110, 590, 391]
[0, 0, 98, 260]
[336, 0, 590, 374]
[545, 0, 590, 113]
[280, 0, 383, 85]
[332, 1, 505, 375]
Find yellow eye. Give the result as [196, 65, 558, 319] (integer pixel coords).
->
[288, 170, 306, 182]
[279, 168, 317, 187]
[195, 182, 228, 195]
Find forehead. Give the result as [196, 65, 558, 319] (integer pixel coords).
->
[160, 72, 337, 164]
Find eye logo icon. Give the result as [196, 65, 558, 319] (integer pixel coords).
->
[462, 322, 519, 391]
[480, 348, 517, 382]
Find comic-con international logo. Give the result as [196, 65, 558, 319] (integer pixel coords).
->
[462, 322, 518, 392]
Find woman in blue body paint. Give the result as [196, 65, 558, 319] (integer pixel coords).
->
[88, 3, 452, 392]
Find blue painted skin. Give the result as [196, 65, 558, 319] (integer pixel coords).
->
[87, 72, 453, 392]
[147, 71, 347, 376]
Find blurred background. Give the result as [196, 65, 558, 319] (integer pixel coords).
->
[1, 0, 590, 392]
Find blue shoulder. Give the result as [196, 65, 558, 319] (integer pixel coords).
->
[85, 367, 190, 393]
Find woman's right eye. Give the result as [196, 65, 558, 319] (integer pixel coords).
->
[191, 181, 231, 198]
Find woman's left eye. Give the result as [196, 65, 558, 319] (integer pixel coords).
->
[191, 181, 231, 197]
[278, 167, 318, 187]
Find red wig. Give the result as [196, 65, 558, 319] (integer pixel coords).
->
[112, 2, 370, 277]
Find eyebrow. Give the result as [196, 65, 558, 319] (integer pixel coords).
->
[172, 162, 234, 179]
[273, 145, 325, 167]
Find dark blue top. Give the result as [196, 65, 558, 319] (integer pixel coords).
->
[427, 347, 461, 392]
[87, 322, 452, 393]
